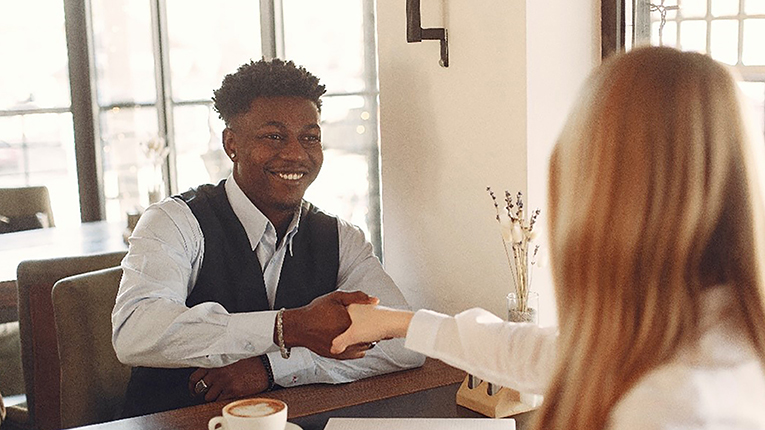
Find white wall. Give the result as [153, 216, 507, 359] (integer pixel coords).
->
[526, 1, 601, 325]
[377, 0, 598, 324]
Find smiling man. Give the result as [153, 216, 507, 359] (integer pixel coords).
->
[111, 59, 424, 417]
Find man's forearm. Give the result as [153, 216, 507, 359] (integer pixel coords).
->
[268, 338, 425, 387]
[114, 300, 280, 368]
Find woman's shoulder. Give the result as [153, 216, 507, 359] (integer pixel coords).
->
[608, 349, 765, 429]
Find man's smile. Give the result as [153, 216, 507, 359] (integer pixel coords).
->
[275, 172, 305, 181]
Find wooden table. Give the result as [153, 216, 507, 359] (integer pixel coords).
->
[290, 383, 535, 430]
[68, 359, 535, 430]
[0, 221, 127, 282]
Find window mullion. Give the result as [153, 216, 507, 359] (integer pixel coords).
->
[602, 0, 627, 58]
[151, 0, 177, 196]
[633, 0, 651, 46]
[738, 0, 745, 65]
[64, 0, 104, 222]
[260, 0, 284, 59]
[706, 0, 712, 55]
[362, 0, 383, 260]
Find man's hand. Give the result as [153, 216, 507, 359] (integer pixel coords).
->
[188, 357, 269, 402]
[278, 290, 379, 359]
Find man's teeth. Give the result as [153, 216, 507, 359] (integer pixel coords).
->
[277, 172, 304, 181]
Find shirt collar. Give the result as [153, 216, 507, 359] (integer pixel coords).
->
[224, 175, 302, 252]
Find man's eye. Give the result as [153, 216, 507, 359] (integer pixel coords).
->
[262, 133, 283, 140]
[302, 135, 321, 142]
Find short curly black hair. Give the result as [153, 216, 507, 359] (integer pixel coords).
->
[212, 58, 326, 125]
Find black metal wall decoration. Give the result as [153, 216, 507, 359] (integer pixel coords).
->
[406, 0, 449, 67]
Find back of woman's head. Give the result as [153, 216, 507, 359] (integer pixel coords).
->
[539, 46, 765, 429]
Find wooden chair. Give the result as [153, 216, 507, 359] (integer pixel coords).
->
[0, 187, 55, 234]
[52, 266, 131, 428]
[6, 251, 126, 430]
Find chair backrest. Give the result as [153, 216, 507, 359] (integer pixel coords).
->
[0, 187, 55, 232]
[0, 280, 19, 324]
[14, 251, 126, 430]
[52, 266, 130, 429]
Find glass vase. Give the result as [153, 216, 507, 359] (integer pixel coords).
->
[506, 291, 539, 324]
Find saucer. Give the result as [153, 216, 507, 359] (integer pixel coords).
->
[286, 423, 302, 430]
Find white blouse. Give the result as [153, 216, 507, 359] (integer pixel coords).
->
[404, 286, 765, 429]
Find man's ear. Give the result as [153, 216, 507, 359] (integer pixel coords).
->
[222, 128, 236, 160]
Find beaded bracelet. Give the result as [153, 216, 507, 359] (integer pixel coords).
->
[276, 308, 291, 359]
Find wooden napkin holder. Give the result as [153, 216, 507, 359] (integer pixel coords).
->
[455, 375, 537, 418]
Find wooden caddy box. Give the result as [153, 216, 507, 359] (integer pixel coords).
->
[455, 375, 537, 418]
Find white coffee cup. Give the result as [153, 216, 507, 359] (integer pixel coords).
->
[208, 398, 288, 430]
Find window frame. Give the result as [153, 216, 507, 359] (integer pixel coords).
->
[602, 0, 627, 59]
[64, 0, 103, 221]
[606, 0, 765, 78]
[631, 0, 765, 73]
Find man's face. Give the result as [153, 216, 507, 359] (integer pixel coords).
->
[224, 96, 323, 218]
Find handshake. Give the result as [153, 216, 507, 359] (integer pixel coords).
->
[279, 290, 413, 360]
[189, 291, 416, 402]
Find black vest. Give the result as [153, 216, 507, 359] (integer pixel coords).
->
[121, 181, 339, 417]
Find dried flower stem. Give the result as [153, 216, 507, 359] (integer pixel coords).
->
[488, 188, 520, 294]
[487, 187, 542, 314]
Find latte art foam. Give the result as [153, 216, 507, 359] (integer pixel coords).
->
[228, 401, 283, 417]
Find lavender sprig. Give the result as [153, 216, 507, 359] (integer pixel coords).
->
[486, 187, 542, 313]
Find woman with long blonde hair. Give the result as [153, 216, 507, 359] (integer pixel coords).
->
[332, 47, 765, 429]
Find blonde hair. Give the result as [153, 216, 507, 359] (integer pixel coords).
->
[537, 47, 765, 429]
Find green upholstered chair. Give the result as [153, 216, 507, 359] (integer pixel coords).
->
[52, 266, 131, 428]
[6, 251, 126, 430]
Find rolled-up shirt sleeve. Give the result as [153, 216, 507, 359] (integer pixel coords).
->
[112, 199, 279, 368]
[267, 218, 425, 386]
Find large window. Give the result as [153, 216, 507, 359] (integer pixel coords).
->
[0, 1, 80, 225]
[89, 0, 264, 219]
[1, 0, 382, 254]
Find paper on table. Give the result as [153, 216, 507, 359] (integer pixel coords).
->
[324, 418, 515, 430]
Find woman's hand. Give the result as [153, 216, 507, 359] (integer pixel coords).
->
[331, 304, 414, 354]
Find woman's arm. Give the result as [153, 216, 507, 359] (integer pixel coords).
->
[332, 305, 557, 394]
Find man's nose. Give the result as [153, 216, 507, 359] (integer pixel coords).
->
[279, 136, 309, 160]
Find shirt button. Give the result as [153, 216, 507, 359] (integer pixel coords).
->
[245, 342, 255, 351]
